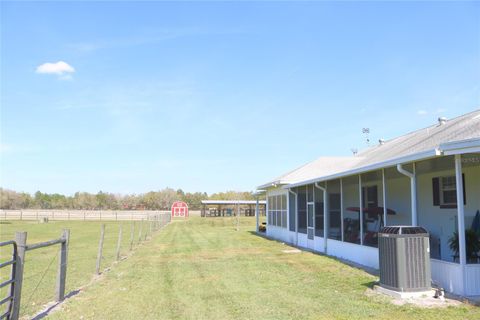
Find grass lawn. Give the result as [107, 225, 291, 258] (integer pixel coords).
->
[0, 219, 153, 317]
[41, 217, 480, 320]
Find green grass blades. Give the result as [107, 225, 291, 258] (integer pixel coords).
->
[43, 217, 480, 320]
[0, 220, 151, 317]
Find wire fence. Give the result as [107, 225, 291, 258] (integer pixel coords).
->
[0, 213, 171, 319]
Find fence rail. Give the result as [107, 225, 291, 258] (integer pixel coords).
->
[0, 212, 171, 320]
[0, 210, 171, 221]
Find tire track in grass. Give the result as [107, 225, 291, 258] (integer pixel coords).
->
[182, 228, 237, 318]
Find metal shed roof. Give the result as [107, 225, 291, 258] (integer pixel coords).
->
[201, 200, 266, 205]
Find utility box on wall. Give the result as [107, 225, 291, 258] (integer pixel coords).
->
[378, 226, 431, 292]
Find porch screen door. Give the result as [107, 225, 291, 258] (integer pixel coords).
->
[307, 203, 314, 240]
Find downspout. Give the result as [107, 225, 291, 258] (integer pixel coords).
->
[396, 163, 418, 226]
[315, 182, 327, 254]
[288, 189, 298, 246]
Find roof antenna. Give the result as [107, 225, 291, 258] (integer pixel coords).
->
[351, 148, 358, 156]
[362, 127, 370, 146]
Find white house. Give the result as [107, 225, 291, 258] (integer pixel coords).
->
[256, 110, 480, 297]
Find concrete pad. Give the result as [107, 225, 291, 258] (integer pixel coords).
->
[374, 285, 433, 299]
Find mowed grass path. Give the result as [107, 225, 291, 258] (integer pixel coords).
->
[48, 217, 479, 320]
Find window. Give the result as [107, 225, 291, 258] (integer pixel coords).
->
[267, 194, 288, 229]
[362, 185, 378, 208]
[432, 175, 466, 208]
[441, 176, 456, 205]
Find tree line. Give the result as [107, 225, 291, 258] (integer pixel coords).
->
[0, 188, 260, 210]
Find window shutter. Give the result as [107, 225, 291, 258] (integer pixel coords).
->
[432, 177, 440, 206]
[462, 174, 466, 205]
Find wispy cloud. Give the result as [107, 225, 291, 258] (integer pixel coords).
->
[417, 109, 428, 115]
[68, 27, 247, 53]
[36, 61, 75, 80]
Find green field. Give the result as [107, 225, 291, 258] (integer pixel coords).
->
[0, 219, 154, 317]
[18, 217, 474, 320]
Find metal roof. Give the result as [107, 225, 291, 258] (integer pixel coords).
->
[201, 200, 266, 205]
[258, 109, 480, 189]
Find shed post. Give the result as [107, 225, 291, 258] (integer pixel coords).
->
[255, 198, 259, 232]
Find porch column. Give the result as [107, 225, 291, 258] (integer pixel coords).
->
[455, 155, 467, 266]
[382, 169, 387, 226]
[255, 197, 259, 232]
[289, 189, 298, 246]
[324, 182, 328, 253]
[358, 175, 364, 245]
[315, 182, 328, 253]
[340, 179, 344, 242]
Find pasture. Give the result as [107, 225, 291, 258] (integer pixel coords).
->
[34, 217, 480, 320]
[0, 219, 155, 318]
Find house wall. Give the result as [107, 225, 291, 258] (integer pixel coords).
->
[262, 155, 480, 295]
[417, 164, 480, 262]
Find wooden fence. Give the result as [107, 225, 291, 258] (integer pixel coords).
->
[0, 212, 171, 320]
[0, 210, 171, 221]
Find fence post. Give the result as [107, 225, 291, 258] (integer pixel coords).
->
[138, 219, 143, 243]
[116, 225, 123, 261]
[20, 210, 22, 221]
[56, 229, 70, 301]
[36, 211, 39, 220]
[68, 211, 70, 221]
[116, 211, 118, 221]
[84, 211, 86, 221]
[11, 232, 27, 320]
[130, 222, 135, 250]
[96, 224, 105, 275]
[144, 219, 148, 241]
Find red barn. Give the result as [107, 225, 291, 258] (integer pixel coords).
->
[171, 201, 189, 218]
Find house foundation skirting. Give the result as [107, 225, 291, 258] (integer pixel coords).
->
[265, 227, 480, 296]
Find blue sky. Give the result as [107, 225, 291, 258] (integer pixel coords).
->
[1, 1, 479, 195]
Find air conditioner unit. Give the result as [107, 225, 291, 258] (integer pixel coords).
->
[378, 226, 431, 292]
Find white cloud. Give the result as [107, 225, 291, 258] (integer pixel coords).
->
[36, 61, 75, 76]
[417, 110, 428, 115]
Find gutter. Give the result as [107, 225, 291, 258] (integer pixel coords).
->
[396, 163, 418, 226]
[283, 148, 440, 189]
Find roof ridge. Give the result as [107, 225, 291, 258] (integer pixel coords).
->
[357, 108, 480, 156]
